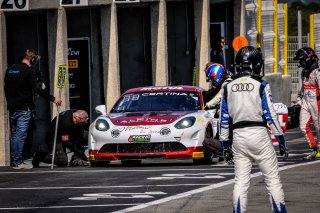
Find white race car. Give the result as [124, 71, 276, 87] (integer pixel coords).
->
[89, 86, 218, 166]
[88, 86, 288, 166]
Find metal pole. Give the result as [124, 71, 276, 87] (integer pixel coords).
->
[50, 87, 62, 169]
[297, 7, 302, 103]
[297, 8, 302, 49]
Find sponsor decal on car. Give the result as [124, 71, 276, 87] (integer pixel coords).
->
[160, 127, 171, 136]
[128, 135, 151, 143]
[140, 86, 184, 91]
[140, 129, 160, 134]
[196, 117, 205, 126]
[117, 126, 151, 132]
[111, 129, 120, 138]
[119, 118, 169, 124]
[141, 92, 188, 96]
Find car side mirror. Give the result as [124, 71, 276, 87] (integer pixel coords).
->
[95, 105, 107, 115]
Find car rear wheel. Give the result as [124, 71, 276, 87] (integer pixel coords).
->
[121, 160, 142, 167]
[90, 161, 110, 167]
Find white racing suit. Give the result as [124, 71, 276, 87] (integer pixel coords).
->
[220, 75, 286, 213]
[298, 66, 320, 150]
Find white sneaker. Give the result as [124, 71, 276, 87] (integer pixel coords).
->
[12, 162, 33, 169]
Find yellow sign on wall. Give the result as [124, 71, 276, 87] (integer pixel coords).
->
[57, 65, 67, 88]
[68, 59, 78, 68]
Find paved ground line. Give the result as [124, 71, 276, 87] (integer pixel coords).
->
[0, 183, 210, 190]
[111, 160, 320, 213]
[0, 203, 140, 211]
[0, 167, 236, 174]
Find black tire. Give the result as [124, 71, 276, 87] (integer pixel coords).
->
[90, 161, 110, 167]
[203, 126, 216, 164]
[193, 126, 217, 165]
[121, 160, 142, 167]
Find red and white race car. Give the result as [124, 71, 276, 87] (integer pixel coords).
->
[88, 86, 288, 166]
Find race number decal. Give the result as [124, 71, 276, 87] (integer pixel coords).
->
[60, 0, 88, 7]
[0, 0, 29, 11]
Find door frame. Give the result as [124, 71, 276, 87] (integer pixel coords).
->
[210, 22, 226, 67]
[67, 37, 92, 121]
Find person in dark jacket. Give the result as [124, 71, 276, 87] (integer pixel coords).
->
[32, 109, 89, 167]
[210, 36, 225, 66]
[4, 49, 62, 169]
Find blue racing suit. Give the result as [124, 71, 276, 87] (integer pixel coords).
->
[219, 75, 286, 213]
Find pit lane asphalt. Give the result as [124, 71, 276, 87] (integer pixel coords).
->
[0, 128, 318, 213]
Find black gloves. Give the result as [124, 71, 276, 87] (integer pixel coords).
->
[275, 135, 289, 160]
[221, 140, 234, 164]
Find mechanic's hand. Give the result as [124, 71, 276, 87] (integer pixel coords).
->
[295, 96, 302, 106]
[222, 141, 233, 164]
[54, 97, 62, 106]
[223, 149, 233, 164]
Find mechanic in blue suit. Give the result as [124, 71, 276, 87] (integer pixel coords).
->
[219, 46, 287, 213]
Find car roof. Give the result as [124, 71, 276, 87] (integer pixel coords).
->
[124, 85, 205, 94]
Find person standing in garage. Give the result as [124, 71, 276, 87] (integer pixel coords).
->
[210, 36, 225, 66]
[4, 49, 62, 169]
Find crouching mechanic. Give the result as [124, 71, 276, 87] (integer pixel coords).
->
[293, 47, 320, 159]
[219, 46, 287, 213]
[32, 109, 89, 167]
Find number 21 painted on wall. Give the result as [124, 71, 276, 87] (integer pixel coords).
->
[60, 0, 88, 6]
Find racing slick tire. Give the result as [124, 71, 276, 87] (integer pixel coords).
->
[90, 161, 110, 167]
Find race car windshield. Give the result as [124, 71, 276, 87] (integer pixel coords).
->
[111, 91, 201, 112]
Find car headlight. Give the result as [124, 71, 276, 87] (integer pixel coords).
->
[175, 116, 196, 129]
[95, 119, 110, 131]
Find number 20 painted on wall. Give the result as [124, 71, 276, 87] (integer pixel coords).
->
[0, 0, 28, 10]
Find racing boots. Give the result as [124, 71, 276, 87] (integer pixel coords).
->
[304, 147, 320, 160]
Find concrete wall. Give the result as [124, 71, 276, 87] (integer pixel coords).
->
[194, 0, 210, 90]
[150, 0, 168, 86]
[101, 4, 121, 112]
[0, 12, 9, 166]
[53, 7, 69, 117]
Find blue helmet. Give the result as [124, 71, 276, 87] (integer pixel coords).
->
[205, 63, 226, 86]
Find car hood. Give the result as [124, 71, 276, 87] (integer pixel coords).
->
[108, 111, 193, 126]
